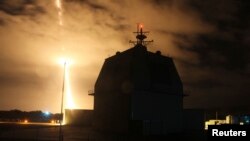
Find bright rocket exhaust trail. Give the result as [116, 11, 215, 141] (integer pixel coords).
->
[55, 0, 75, 110]
[55, 0, 75, 125]
[64, 63, 75, 109]
[55, 0, 63, 26]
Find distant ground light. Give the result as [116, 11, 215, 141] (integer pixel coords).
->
[43, 111, 51, 116]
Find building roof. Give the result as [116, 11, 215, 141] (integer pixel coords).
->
[95, 44, 183, 96]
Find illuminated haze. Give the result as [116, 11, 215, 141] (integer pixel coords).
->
[0, 0, 249, 113]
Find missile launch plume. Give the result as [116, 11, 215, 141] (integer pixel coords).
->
[55, 0, 75, 125]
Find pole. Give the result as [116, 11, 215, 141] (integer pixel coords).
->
[59, 62, 66, 141]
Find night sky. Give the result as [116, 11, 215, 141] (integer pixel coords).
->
[0, 0, 249, 113]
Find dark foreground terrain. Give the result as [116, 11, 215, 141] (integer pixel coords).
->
[0, 123, 206, 141]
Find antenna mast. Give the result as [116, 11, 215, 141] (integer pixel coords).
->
[129, 23, 153, 46]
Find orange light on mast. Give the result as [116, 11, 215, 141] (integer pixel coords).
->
[139, 23, 143, 34]
[139, 24, 143, 29]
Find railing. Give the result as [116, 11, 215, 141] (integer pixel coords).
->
[88, 90, 95, 96]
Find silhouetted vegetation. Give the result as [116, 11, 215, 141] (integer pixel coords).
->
[0, 109, 61, 122]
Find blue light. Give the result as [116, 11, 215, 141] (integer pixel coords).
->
[43, 111, 50, 116]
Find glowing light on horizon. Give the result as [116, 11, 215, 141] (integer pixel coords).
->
[51, 120, 55, 124]
[43, 111, 51, 116]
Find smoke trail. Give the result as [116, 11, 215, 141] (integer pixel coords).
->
[55, 0, 63, 26]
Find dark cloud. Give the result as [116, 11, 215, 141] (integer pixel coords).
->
[185, 78, 230, 89]
[65, 0, 108, 11]
[63, 0, 129, 32]
[170, 0, 250, 71]
[194, 36, 249, 70]
[148, 0, 175, 8]
[172, 0, 250, 110]
[0, 0, 45, 16]
[159, 30, 197, 48]
[104, 23, 129, 31]
[0, 18, 6, 26]
[187, 0, 240, 23]
[187, 0, 250, 39]
[175, 34, 249, 72]
[193, 1, 249, 29]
